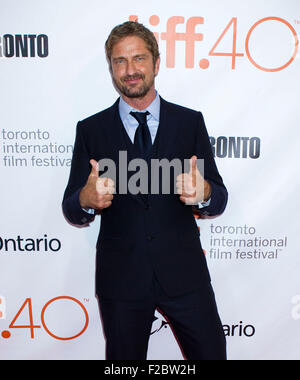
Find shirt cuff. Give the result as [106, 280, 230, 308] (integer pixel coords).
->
[82, 207, 96, 215]
[197, 198, 211, 209]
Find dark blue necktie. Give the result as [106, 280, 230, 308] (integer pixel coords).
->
[130, 111, 152, 161]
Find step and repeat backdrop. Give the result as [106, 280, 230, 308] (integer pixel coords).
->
[0, 0, 299, 360]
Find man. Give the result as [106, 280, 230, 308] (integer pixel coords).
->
[63, 21, 228, 360]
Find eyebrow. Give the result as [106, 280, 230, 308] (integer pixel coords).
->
[134, 53, 148, 58]
[112, 53, 149, 61]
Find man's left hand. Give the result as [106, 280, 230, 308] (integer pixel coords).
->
[176, 155, 211, 205]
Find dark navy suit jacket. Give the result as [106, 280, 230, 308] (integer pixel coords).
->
[62, 97, 228, 300]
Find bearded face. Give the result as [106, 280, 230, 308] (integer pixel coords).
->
[110, 36, 160, 100]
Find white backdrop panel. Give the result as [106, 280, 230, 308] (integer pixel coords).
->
[0, 0, 299, 360]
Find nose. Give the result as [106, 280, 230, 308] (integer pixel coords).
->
[126, 59, 137, 76]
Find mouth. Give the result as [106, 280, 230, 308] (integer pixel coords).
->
[123, 76, 144, 86]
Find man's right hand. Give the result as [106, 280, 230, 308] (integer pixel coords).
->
[79, 159, 115, 211]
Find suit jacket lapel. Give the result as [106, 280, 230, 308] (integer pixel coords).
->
[155, 97, 181, 160]
[102, 99, 143, 206]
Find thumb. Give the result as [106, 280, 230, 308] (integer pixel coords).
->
[189, 155, 198, 174]
[189, 155, 197, 187]
[89, 159, 99, 177]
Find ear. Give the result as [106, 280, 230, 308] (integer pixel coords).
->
[154, 56, 161, 76]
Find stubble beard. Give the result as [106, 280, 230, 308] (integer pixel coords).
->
[113, 73, 155, 99]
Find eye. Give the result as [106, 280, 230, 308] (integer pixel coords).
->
[114, 58, 125, 65]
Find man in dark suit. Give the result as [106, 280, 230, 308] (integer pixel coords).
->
[63, 21, 228, 360]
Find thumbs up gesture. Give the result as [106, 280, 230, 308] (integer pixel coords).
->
[176, 156, 211, 205]
[79, 159, 115, 211]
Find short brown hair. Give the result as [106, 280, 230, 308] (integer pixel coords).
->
[105, 21, 160, 67]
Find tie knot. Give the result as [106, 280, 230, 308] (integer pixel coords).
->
[130, 111, 150, 125]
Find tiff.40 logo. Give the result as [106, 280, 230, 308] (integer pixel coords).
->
[129, 15, 299, 72]
[0, 296, 89, 341]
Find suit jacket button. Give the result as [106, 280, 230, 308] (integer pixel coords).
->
[147, 235, 154, 241]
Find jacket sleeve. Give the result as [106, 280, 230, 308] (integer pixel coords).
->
[193, 112, 228, 217]
[62, 121, 95, 226]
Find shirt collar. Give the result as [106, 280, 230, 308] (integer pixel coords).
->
[119, 91, 160, 122]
